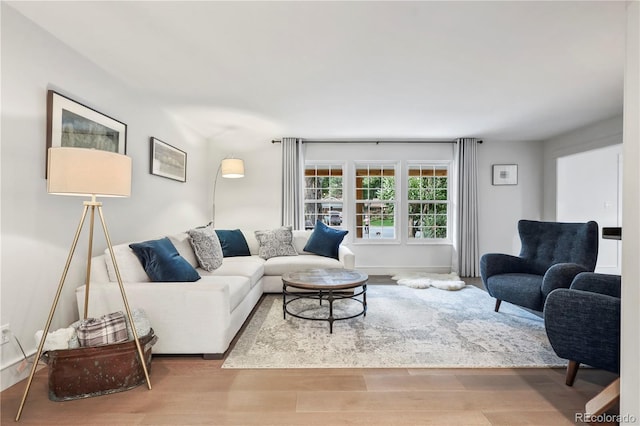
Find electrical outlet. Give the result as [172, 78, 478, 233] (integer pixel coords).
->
[1, 324, 10, 345]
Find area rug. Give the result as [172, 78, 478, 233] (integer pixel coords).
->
[222, 285, 566, 369]
[391, 272, 466, 290]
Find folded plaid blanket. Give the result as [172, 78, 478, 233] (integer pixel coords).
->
[77, 311, 128, 347]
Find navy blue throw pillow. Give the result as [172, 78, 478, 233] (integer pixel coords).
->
[129, 237, 201, 282]
[214, 229, 251, 257]
[303, 220, 348, 259]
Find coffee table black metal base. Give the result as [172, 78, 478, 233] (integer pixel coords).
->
[281, 269, 368, 333]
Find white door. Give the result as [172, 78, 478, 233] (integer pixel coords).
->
[557, 144, 622, 274]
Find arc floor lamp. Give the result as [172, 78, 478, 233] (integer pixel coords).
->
[16, 147, 151, 421]
[211, 157, 244, 225]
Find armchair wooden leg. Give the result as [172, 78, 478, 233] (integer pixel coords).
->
[494, 299, 501, 312]
[566, 360, 580, 386]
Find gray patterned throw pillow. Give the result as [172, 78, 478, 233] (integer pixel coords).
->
[187, 224, 224, 271]
[254, 226, 298, 260]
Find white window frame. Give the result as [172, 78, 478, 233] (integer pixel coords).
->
[353, 161, 400, 243]
[405, 160, 452, 244]
[303, 162, 346, 231]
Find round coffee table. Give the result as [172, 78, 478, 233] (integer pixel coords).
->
[282, 268, 368, 333]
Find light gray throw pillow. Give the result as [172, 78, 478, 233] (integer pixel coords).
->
[187, 224, 224, 271]
[254, 226, 298, 260]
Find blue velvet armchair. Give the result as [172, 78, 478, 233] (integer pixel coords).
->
[480, 220, 599, 312]
[544, 272, 620, 385]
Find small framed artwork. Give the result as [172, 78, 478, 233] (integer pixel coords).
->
[46, 90, 127, 175]
[150, 137, 187, 182]
[492, 164, 518, 185]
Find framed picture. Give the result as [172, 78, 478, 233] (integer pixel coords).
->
[150, 137, 187, 182]
[492, 164, 518, 185]
[46, 90, 127, 175]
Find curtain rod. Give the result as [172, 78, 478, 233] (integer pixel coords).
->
[271, 139, 483, 144]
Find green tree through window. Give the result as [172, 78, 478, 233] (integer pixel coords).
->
[355, 164, 396, 239]
[408, 165, 448, 239]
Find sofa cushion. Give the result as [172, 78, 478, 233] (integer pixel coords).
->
[199, 255, 265, 288]
[263, 254, 343, 276]
[242, 229, 260, 255]
[254, 226, 298, 260]
[188, 224, 224, 271]
[167, 233, 199, 268]
[104, 244, 150, 283]
[215, 229, 251, 257]
[303, 220, 348, 259]
[292, 230, 313, 254]
[225, 276, 252, 312]
[487, 273, 543, 311]
[129, 237, 201, 282]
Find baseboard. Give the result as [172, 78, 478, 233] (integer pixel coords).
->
[356, 266, 452, 276]
[0, 351, 41, 392]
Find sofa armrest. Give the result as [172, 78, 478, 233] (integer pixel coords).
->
[541, 263, 590, 297]
[569, 272, 621, 298]
[338, 245, 355, 270]
[480, 253, 530, 282]
[543, 288, 620, 373]
[90, 255, 111, 283]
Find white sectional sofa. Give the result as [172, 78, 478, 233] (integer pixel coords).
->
[75, 228, 354, 358]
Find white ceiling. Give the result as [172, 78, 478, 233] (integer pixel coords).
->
[8, 1, 627, 142]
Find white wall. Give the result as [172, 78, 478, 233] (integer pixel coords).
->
[476, 140, 544, 257]
[209, 133, 282, 232]
[0, 6, 211, 390]
[621, 1, 639, 422]
[557, 144, 622, 274]
[542, 115, 624, 221]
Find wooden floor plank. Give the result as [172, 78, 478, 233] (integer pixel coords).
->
[300, 389, 575, 413]
[482, 410, 577, 426]
[140, 410, 493, 426]
[364, 372, 466, 391]
[229, 371, 367, 392]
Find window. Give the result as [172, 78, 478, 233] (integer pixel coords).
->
[303, 159, 451, 243]
[407, 164, 449, 239]
[304, 164, 343, 230]
[355, 163, 397, 239]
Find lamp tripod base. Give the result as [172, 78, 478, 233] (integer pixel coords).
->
[15, 202, 151, 421]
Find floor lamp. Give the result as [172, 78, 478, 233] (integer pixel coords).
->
[211, 157, 244, 226]
[16, 147, 151, 421]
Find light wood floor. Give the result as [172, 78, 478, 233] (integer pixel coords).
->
[1, 362, 618, 425]
[1, 281, 619, 425]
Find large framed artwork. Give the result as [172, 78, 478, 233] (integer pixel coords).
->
[492, 164, 518, 185]
[46, 90, 127, 175]
[150, 137, 187, 182]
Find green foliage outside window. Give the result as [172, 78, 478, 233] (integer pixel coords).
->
[305, 176, 343, 200]
[408, 171, 448, 239]
[359, 177, 395, 198]
[358, 177, 395, 234]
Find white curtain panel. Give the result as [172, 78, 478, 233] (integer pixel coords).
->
[454, 138, 480, 277]
[281, 137, 305, 229]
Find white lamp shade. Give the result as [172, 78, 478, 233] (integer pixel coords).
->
[221, 158, 244, 178]
[47, 147, 132, 197]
